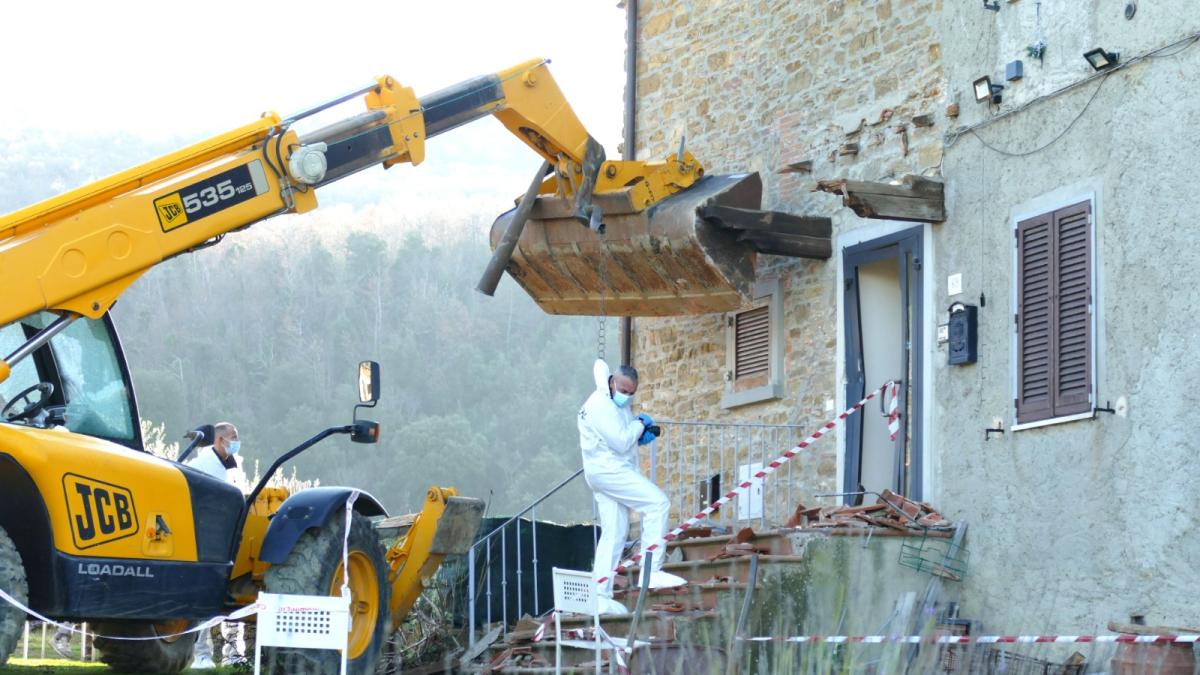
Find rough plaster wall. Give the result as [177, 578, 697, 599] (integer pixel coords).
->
[937, 1, 1200, 632]
[631, 0, 946, 517]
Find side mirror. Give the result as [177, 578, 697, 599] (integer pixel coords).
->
[358, 361, 380, 405]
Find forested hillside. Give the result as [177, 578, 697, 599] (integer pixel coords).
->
[2, 133, 606, 520]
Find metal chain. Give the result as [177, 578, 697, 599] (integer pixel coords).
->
[596, 241, 607, 360]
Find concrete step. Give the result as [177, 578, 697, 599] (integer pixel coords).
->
[486, 610, 718, 667]
[664, 528, 794, 562]
[557, 608, 718, 642]
[618, 554, 806, 587]
[613, 580, 753, 612]
[487, 643, 726, 674]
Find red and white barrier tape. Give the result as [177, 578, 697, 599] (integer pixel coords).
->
[737, 634, 1200, 645]
[886, 381, 901, 441]
[597, 381, 897, 585]
[0, 584, 260, 641]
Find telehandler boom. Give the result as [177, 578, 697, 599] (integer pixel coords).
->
[0, 57, 784, 674]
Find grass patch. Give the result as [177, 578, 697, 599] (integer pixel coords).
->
[2, 660, 238, 674]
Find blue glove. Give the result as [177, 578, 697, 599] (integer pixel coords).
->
[636, 413, 660, 445]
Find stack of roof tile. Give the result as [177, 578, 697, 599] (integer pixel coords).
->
[785, 489, 950, 531]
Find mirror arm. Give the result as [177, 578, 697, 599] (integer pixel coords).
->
[176, 438, 203, 463]
[245, 425, 354, 507]
[352, 401, 377, 423]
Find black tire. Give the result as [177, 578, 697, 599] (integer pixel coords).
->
[93, 620, 198, 673]
[0, 527, 28, 667]
[263, 511, 390, 675]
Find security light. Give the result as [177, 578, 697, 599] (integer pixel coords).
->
[972, 76, 1004, 104]
[1084, 48, 1119, 70]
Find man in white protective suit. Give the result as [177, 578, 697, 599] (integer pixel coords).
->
[578, 360, 687, 615]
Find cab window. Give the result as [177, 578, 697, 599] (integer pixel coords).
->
[0, 313, 139, 448]
[0, 324, 41, 407]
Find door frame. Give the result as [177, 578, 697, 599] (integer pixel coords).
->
[841, 226, 925, 501]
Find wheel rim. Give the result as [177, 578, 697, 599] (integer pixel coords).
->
[153, 619, 190, 644]
[329, 551, 381, 660]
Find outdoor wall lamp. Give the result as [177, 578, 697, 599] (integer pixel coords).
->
[982, 0, 1000, 10]
[973, 76, 1004, 104]
[1084, 47, 1120, 70]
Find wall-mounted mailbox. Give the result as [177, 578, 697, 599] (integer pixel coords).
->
[948, 303, 978, 365]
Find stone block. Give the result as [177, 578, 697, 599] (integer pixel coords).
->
[643, 11, 673, 38]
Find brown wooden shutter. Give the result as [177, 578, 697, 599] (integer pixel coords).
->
[1052, 201, 1092, 416]
[1016, 213, 1054, 423]
[734, 305, 770, 380]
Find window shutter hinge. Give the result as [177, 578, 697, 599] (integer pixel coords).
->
[913, 257, 922, 271]
[727, 315, 734, 327]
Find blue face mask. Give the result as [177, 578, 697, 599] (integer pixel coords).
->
[227, 440, 241, 456]
[612, 392, 633, 408]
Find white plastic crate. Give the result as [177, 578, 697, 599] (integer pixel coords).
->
[253, 592, 351, 675]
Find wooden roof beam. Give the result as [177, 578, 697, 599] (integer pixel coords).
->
[815, 174, 945, 223]
[737, 231, 832, 260]
[699, 205, 832, 238]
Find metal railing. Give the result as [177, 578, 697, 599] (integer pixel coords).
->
[651, 421, 817, 529]
[465, 421, 818, 649]
[467, 468, 596, 648]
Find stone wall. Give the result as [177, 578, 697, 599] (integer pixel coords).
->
[630, 0, 947, 513]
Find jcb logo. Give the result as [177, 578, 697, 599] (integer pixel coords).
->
[153, 192, 189, 232]
[62, 474, 139, 549]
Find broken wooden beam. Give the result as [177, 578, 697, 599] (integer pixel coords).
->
[700, 205, 832, 238]
[815, 174, 945, 223]
[737, 231, 832, 259]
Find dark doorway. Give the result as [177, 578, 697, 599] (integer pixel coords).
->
[843, 227, 924, 500]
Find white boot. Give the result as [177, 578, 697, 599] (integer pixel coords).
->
[645, 570, 687, 589]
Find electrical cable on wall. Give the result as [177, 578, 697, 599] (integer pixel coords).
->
[969, 70, 1111, 158]
[946, 28, 1200, 156]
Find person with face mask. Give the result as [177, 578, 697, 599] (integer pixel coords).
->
[185, 422, 241, 482]
[184, 422, 241, 669]
[578, 360, 686, 615]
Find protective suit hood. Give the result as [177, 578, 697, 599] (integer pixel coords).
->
[579, 359, 646, 472]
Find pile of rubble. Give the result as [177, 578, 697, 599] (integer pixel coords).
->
[785, 489, 951, 532]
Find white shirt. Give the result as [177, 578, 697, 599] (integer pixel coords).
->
[186, 447, 230, 482]
[578, 360, 646, 472]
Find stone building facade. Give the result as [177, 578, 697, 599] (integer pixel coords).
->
[631, 0, 947, 521]
[625, 0, 1200, 634]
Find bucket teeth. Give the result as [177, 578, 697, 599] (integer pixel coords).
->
[490, 173, 766, 316]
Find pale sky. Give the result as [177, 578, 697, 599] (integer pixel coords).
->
[1, 0, 627, 226]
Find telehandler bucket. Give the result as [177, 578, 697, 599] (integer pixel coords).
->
[429, 496, 486, 554]
[489, 172, 828, 316]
